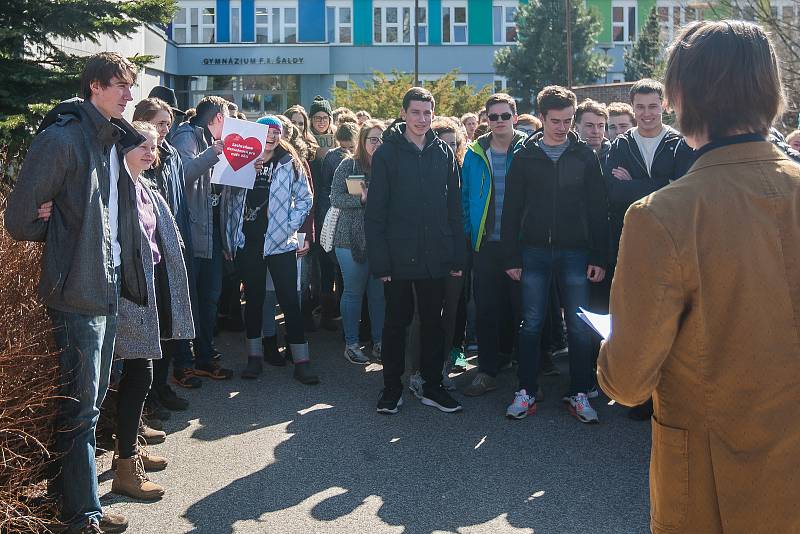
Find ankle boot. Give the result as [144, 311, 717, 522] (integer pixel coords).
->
[290, 343, 320, 385]
[111, 456, 165, 501]
[139, 419, 166, 445]
[242, 357, 263, 379]
[113, 442, 168, 472]
[262, 336, 285, 367]
[319, 293, 340, 331]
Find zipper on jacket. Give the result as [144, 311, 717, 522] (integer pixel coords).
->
[551, 158, 558, 247]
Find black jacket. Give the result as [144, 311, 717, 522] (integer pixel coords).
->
[365, 122, 465, 279]
[500, 131, 609, 269]
[603, 127, 694, 262]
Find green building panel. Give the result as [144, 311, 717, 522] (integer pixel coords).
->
[587, 0, 612, 43]
[637, 0, 656, 31]
[429, 0, 442, 45]
[468, 0, 493, 44]
[354, 0, 372, 46]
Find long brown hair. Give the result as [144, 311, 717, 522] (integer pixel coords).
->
[284, 105, 318, 159]
[354, 119, 386, 176]
[432, 117, 466, 166]
[664, 20, 784, 139]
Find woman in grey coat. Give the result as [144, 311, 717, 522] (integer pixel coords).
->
[111, 123, 195, 502]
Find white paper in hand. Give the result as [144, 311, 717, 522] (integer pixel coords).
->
[211, 117, 268, 189]
[578, 307, 611, 340]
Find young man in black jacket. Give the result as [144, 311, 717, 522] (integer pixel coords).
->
[500, 86, 609, 424]
[365, 87, 466, 414]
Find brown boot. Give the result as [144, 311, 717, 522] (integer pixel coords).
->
[113, 444, 168, 472]
[111, 456, 165, 501]
[139, 419, 166, 445]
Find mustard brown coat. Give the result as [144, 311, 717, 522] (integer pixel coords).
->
[598, 141, 800, 534]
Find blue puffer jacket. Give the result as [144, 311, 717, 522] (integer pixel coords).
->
[461, 130, 528, 252]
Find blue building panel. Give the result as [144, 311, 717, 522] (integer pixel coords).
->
[216, 0, 230, 42]
[241, 0, 255, 42]
[299, 0, 326, 42]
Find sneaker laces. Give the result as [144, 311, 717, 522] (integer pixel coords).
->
[134, 455, 149, 483]
[514, 389, 532, 406]
[573, 392, 589, 411]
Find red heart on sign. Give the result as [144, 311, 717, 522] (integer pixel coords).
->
[223, 133, 263, 172]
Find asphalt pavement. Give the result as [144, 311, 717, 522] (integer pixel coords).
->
[98, 327, 651, 534]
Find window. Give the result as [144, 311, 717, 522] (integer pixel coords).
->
[442, 1, 468, 44]
[230, 3, 241, 43]
[493, 1, 518, 44]
[172, 4, 215, 44]
[656, 1, 703, 44]
[373, 1, 428, 45]
[326, 1, 353, 43]
[418, 74, 468, 86]
[333, 75, 350, 90]
[612, 0, 637, 44]
[254, 2, 297, 43]
[494, 76, 508, 92]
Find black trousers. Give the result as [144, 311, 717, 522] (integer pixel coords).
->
[237, 243, 305, 345]
[382, 278, 445, 391]
[473, 242, 521, 377]
[116, 358, 153, 459]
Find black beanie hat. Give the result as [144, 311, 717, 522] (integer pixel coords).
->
[309, 95, 332, 117]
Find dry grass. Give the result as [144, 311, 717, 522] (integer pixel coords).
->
[0, 187, 62, 533]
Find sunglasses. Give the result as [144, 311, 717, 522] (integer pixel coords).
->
[488, 112, 513, 122]
[367, 136, 383, 145]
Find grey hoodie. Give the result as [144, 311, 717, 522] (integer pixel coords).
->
[5, 99, 147, 315]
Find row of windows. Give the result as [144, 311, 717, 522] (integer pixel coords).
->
[172, 0, 520, 45]
[333, 74, 509, 92]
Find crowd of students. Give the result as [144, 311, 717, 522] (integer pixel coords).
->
[5, 20, 800, 531]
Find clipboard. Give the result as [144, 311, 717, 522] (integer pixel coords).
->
[346, 174, 366, 195]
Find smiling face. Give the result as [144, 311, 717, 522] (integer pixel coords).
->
[632, 92, 664, 136]
[311, 112, 331, 134]
[540, 106, 575, 146]
[577, 112, 607, 150]
[126, 130, 158, 177]
[90, 76, 133, 120]
[790, 137, 800, 152]
[607, 113, 634, 139]
[365, 127, 383, 158]
[264, 126, 281, 152]
[400, 99, 434, 138]
[149, 109, 172, 144]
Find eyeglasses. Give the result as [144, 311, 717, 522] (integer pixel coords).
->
[312, 116, 330, 122]
[488, 112, 513, 122]
[367, 136, 383, 145]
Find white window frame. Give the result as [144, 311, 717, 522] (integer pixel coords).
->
[254, 1, 298, 44]
[326, 1, 353, 44]
[172, 3, 216, 44]
[493, 76, 508, 92]
[442, 0, 468, 45]
[333, 75, 350, 90]
[769, 0, 797, 22]
[611, 0, 637, 44]
[373, 0, 428, 45]
[230, 1, 241, 43]
[418, 73, 468, 87]
[656, 1, 704, 45]
[493, 0, 518, 45]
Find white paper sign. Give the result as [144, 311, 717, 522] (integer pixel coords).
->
[578, 307, 611, 340]
[211, 117, 267, 189]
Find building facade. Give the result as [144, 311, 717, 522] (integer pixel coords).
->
[56, 0, 753, 116]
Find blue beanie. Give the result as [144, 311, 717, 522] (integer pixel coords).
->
[256, 115, 284, 134]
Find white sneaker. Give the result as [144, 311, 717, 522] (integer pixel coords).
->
[567, 392, 599, 423]
[506, 389, 536, 420]
[587, 384, 599, 399]
[408, 371, 424, 399]
[344, 344, 369, 365]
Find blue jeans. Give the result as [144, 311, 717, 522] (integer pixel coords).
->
[518, 247, 594, 395]
[48, 276, 119, 527]
[193, 229, 223, 363]
[335, 247, 385, 346]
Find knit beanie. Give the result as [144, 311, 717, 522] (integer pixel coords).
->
[309, 95, 332, 117]
[256, 115, 284, 135]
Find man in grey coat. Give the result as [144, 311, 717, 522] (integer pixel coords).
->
[4, 52, 145, 534]
[170, 95, 234, 379]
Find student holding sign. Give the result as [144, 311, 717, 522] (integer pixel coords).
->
[220, 116, 318, 385]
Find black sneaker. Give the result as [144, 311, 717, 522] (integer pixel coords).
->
[157, 385, 189, 411]
[421, 385, 463, 413]
[376, 388, 403, 415]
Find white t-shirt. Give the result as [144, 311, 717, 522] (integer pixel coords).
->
[632, 126, 668, 176]
[109, 146, 122, 267]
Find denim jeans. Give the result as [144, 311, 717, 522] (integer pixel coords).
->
[48, 273, 119, 527]
[193, 229, 223, 363]
[335, 248, 385, 346]
[518, 247, 594, 395]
